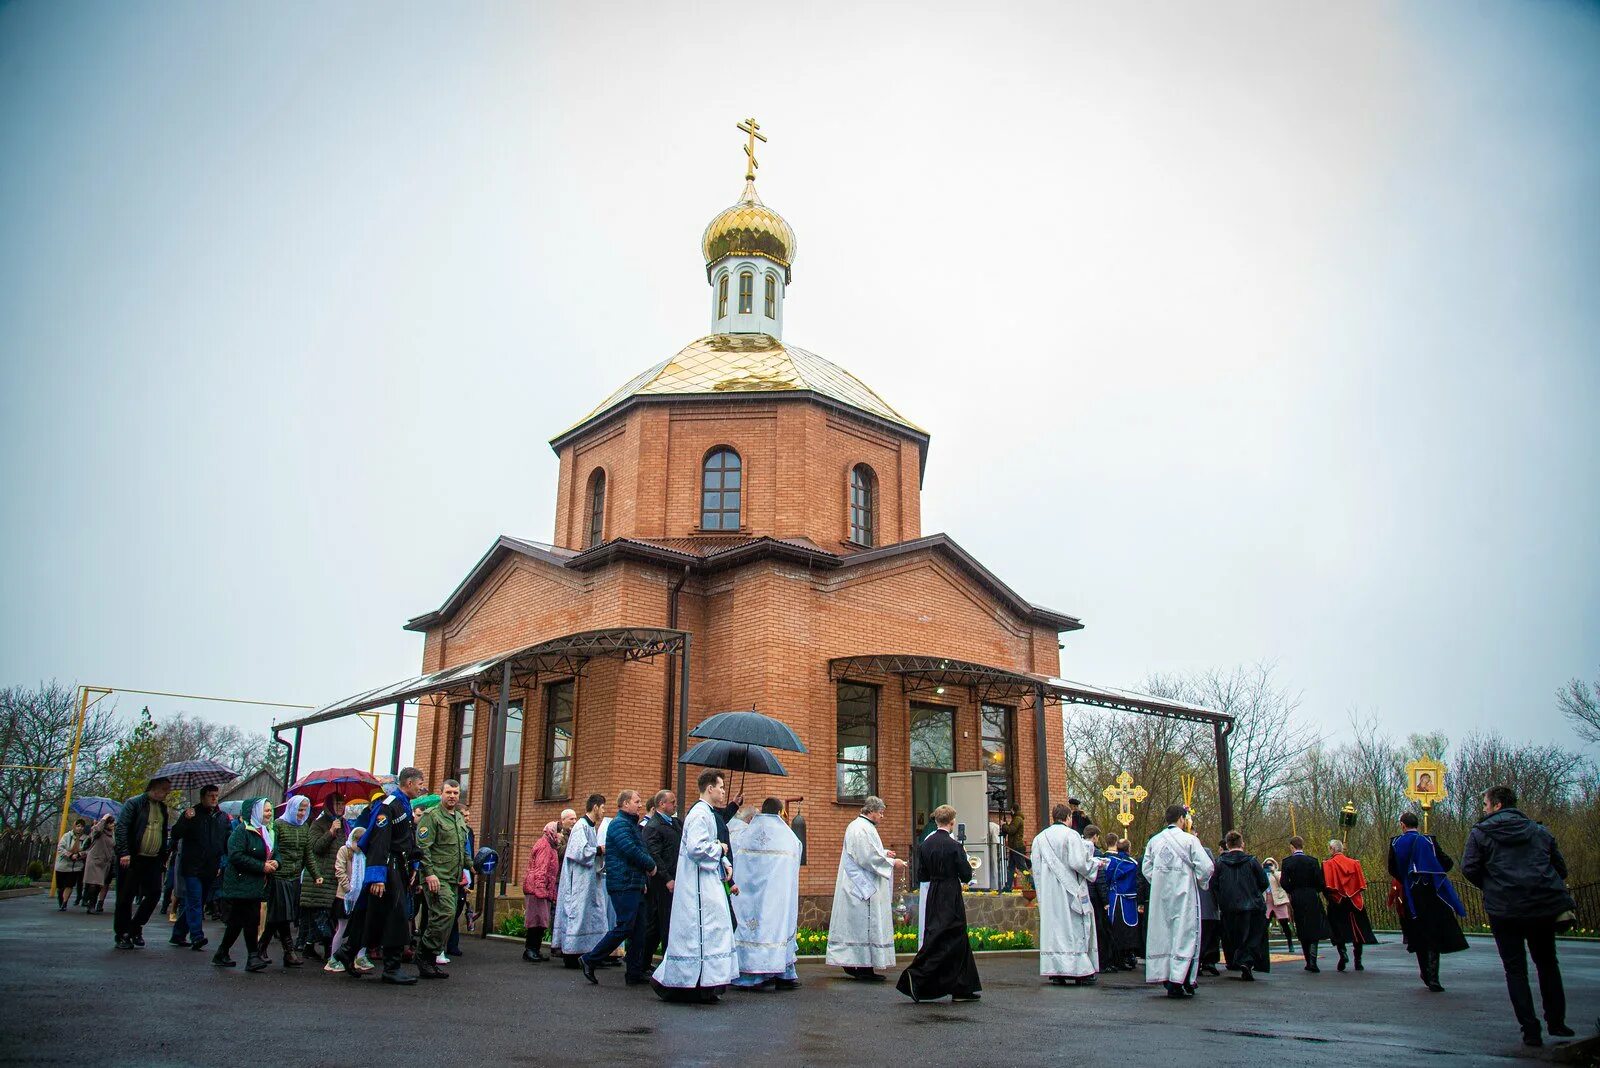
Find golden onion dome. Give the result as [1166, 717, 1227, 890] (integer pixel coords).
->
[702, 179, 796, 280]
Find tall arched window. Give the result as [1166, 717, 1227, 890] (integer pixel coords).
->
[717, 275, 729, 319]
[738, 271, 754, 314]
[586, 469, 606, 548]
[764, 274, 777, 318]
[701, 447, 742, 530]
[849, 463, 877, 546]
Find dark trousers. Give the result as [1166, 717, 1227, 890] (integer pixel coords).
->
[113, 856, 163, 938]
[1200, 918, 1221, 965]
[583, 887, 649, 979]
[1489, 915, 1566, 1035]
[218, 898, 260, 958]
[172, 873, 215, 943]
[645, 879, 672, 956]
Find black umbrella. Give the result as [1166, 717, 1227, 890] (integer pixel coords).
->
[681, 738, 787, 799]
[689, 709, 808, 753]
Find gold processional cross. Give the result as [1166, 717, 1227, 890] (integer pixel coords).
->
[1102, 771, 1148, 828]
[737, 116, 767, 181]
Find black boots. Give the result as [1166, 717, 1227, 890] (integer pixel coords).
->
[1418, 950, 1444, 992]
[1337, 947, 1348, 972]
[1303, 941, 1320, 972]
[417, 956, 449, 980]
[523, 927, 546, 962]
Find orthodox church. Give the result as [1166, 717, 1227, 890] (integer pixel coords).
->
[284, 121, 1230, 910]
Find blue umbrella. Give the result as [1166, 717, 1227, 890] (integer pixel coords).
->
[153, 759, 238, 790]
[681, 737, 788, 776]
[689, 709, 807, 753]
[69, 796, 120, 820]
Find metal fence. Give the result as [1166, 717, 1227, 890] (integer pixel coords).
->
[1362, 876, 1599, 935]
[0, 831, 53, 876]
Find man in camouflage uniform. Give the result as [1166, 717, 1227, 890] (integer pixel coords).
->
[415, 777, 470, 980]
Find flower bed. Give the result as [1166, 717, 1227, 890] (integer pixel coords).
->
[797, 925, 1033, 955]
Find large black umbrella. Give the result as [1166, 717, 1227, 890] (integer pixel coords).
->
[689, 709, 808, 753]
[152, 759, 238, 791]
[681, 738, 787, 800]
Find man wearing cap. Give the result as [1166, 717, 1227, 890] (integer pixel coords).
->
[415, 778, 470, 979]
[112, 775, 173, 950]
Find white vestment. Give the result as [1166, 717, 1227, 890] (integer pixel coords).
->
[1032, 822, 1101, 977]
[731, 813, 801, 976]
[551, 817, 612, 956]
[1141, 825, 1215, 985]
[825, 815, 896, 969]
[653, 800, 738, 988]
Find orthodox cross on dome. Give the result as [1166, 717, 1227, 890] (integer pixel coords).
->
[737, 116, 767, 181]
[1102, 771, 1147, 828]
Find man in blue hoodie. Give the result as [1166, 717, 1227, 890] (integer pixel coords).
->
[1462, 785, 1577, 1048]
[581, 788, 658, 986]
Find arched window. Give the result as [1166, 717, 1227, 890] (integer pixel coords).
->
[717, 275, 729, 319]
[738, 271, 754, 314]
[849, 464, 877, 546]
[586, 469, 606, 548]
[764, 274, 777, 318]
[701, 447, 742, 530]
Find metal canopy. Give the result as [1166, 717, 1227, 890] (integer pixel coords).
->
[828, 653, 1050, 707]
[275, 627, 688, 730]
[1046, 677, 1230, 725]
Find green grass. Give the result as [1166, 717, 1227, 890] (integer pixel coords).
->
[0, 875, 34, 891]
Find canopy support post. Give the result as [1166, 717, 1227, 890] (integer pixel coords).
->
[480, 661, 512, 940]
[290, 726, 303, 784]
[389, 701, 404, 776]
[676, 632, 691, 800]
[1033, 679, 1050, 837]
[1214, 719, 1235, 833]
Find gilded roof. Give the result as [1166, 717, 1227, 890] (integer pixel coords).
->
[558, 333, 923, 441]
[702, 180, 796, 274]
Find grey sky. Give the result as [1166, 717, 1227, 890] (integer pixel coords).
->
[2, 2, 1596, 772]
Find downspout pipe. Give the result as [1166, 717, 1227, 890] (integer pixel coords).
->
[271, 729, 292, 799]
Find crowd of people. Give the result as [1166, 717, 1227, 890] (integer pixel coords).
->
[59, 770, 1580, 1046]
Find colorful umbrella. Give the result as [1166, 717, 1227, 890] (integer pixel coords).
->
[288, 767, 381, 807]
[69, 796, 120, 821]
[153, 759, 238, 791]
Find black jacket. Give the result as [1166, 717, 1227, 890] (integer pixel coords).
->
[114, 792, 170, 863]
[1278, 851, 1332, 941]
[1214, 850, 1269, 913]
[168, 805, 232, 875]
[1461, 808, 1574, 919]
[642, 811, 682, 889]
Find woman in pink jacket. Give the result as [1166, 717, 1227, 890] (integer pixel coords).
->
[522, 821, 562, 963]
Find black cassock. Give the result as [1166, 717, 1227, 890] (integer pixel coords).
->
[897, 829, 981, 1001]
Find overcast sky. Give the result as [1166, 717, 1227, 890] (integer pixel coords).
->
[2, 2, 1596, 772]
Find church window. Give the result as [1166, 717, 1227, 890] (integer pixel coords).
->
[836, 682, 878, 803]
[849, 464, 877, 546]
[448, 700, 474, 801]
[717, 275, 729, 318]
[738, 271, 753, 314]
[586, 469, 606, 548]
[764, 274, 777, 318]
[980, 704, 1014, 814]
[700, 446, 742, 530]
[541, 680, 575, 800]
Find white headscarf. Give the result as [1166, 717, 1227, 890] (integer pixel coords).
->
[280, 795, 311, 827]
[342, 827, 367, 910]
[247, 798, 276, 854]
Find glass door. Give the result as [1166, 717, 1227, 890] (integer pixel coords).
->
[909, 702, 955, 846]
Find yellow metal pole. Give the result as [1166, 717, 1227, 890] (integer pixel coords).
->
[365, 713, 379, 773]
[52, 686, 97, 893]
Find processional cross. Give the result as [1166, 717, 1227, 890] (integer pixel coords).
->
[1102, 771, 1148, 828]
[737, 117, 767, 181]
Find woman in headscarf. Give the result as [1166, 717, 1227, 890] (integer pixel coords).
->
[521, 821, 562, 962]
[214, 797, 275, 971]
[325, 825, 367, 975]
[299, 793, 346, 962]
[53, 818, 90, 911]
[263, 794, 311, 967]
[1262, 857, 1295, 952]
[81, 814, 116, 913]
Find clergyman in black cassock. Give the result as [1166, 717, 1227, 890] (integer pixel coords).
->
[897, 814, 981, 1002]
[1278, 840, 1332, 971]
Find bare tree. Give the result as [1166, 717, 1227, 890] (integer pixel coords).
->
[152, 712, 273, 779]
[0, 682, 121, 833]
[1558, 673, 1600, 746]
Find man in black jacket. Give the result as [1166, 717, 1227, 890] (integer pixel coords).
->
[642, 789, 682, 960]
[1278, 837, 1331, 972]
[1462, 785, 1577, 1048]
[165, 784, 230, 950]
[1214, 830, 1271, 981]
[112, 775, 173, 949]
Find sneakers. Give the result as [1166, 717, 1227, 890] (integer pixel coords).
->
[245, 954, 270, 973]
[323, 958, 346, 974]
[211, 954, 237, 968]
[435, 953, 450, 965]
[353, 952, 375, 974]
[131, 934, 146, 947]
[189, 936, 209, 952]
[114, 935, 134, 950]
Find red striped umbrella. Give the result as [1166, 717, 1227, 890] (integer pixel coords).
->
[288, 767, 381, 807]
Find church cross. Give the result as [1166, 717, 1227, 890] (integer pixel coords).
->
[737, 117, 768, 181]
[1102, 771, 1148, 828]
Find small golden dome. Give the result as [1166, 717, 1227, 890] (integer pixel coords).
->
[702, 180, 796, 279]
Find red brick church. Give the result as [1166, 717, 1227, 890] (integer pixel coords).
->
[280, 125, 1231, 906]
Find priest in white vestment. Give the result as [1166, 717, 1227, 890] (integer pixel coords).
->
[552, 793, 614, 961]
[1033, 803, 1103, 984]
[729, 799, 802, 990]
[1142, 804, 1216, 997]
[826, 795, 907, 980]
[652, 769, 738, 1002]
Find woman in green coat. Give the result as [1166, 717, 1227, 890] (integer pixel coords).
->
[298, 794, 346, 960]
[264, 794, 311, 967]
[214, 797, 276, 972]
